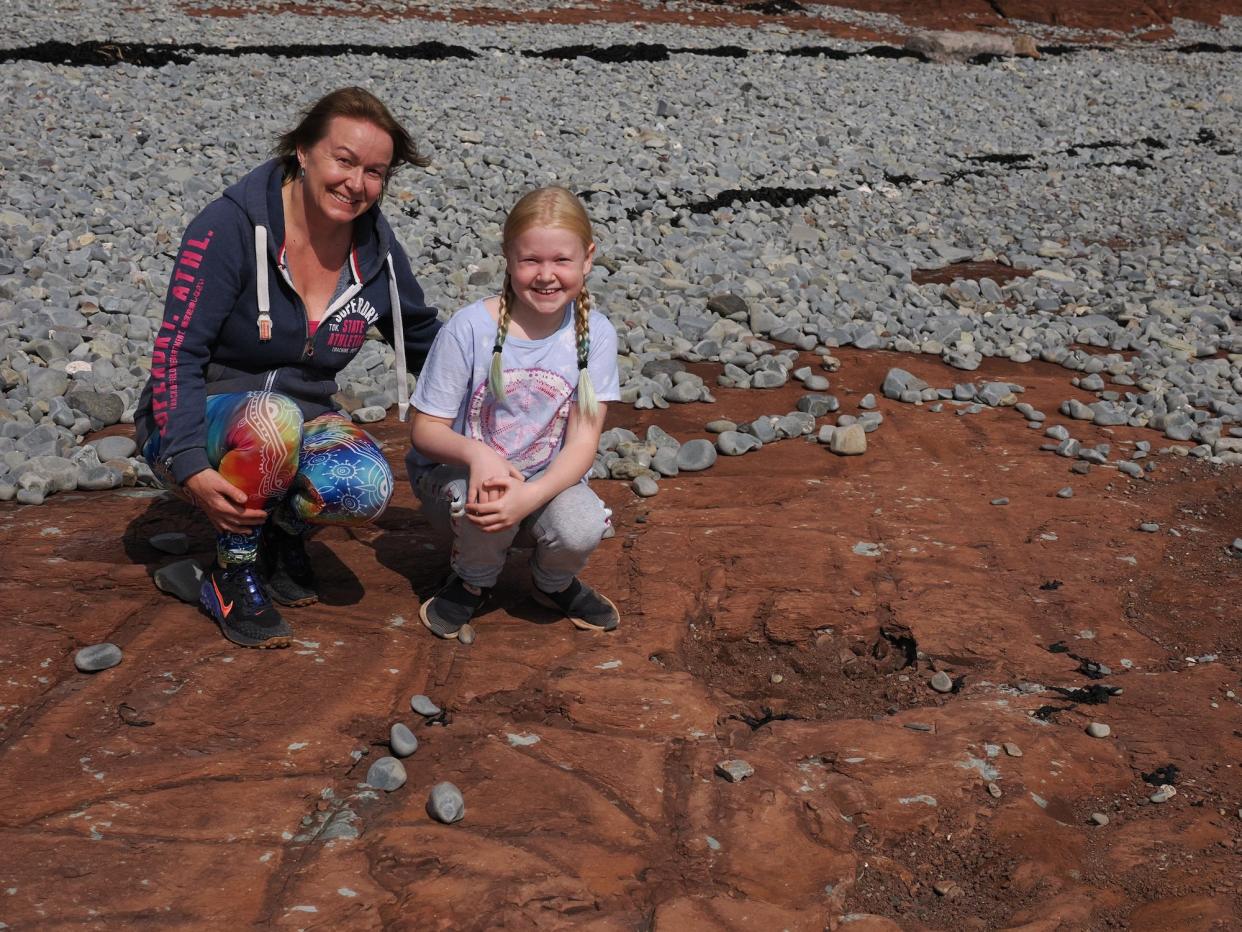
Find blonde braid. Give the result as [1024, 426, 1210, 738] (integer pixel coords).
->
[574, 286, 598, 418]
[489, 275, 514, 401]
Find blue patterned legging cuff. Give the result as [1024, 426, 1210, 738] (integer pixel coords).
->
[144, 391, 393, 565]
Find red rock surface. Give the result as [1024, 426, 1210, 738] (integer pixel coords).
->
[2, 346, 1240, 928]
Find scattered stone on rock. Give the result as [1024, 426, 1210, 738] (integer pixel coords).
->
[1086, 722, 1112, 738]
[427, 781, 466, 823]
[632, 475, 660, 497]
[932, 880, 964, 898]
[74, 643, 122, 673]
[1057, 487, 1074, 498]
[410, 694, 441, 717]
[991, 497, 1009, 506]
[986, 782, 1002, 798]
[149, 531, 189, 555]
[1150, 784, 1177, 804]
[675, 438, 717, 472]
[153, 559, 203, 603]
[715, 759, 755, 783]
[1003, 743, 1023, 758]
[930, 671, 954, 693]
[365, 756, 407, 792]
[458, 623, 477, 645]
[1090, 812, 1111, 826]
[1138, 522, 1160, 533]
[829, 424, 866, 456]
[389, 723, 418, 758]
[704, 419, 736, 434]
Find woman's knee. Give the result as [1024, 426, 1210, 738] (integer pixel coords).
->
[294, 423, 393, 526]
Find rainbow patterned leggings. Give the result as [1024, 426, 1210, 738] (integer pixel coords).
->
[144, 391, 393, 565]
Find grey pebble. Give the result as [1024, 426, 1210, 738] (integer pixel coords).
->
[410, 694, 441, 716]
[74, 642, 122, 673]
[1138, 523, 1160, 533]
[705, 419, 737, 434]
[675, 438, 717, 472]
[991, 497, 1009, 506]
[149, 531, 189, 555]
[1003, 742, 1022, 757]
[153, 559, 203, 603]
[365, 756, 407, 792]
[389, 723, 418, 758]
[1149, 784, 1177, 804]
[715, 759, 755, 783]
[930, 671, 954, 693]
[458, 623, 477, 645]
[1086, 722, 1112, 738]
[986, 782, 1002, 798]
[1089, 812, 1110, 826]
[632, 475, 660, 497]
[1057, 487, 1074, 498]
[427, 781, 466, 823]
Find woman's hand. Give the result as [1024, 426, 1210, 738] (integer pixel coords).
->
[184, 469, 268, 534]
[466, 475, 538, 532]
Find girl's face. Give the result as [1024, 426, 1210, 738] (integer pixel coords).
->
[297, 116, 393, 226]
[505, 225, 594, 324]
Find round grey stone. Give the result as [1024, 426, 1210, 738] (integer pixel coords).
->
[1149, 785, 1176, 804]
[353, 406, 387, 424]
[410, 694, 441, 717]
[389, 723, 419, 758]
[88, 435, 137, 461]
[427, 782, 465, 823]
[150, 532, 189, 555]
[365, 756, 407, 792]
[632, 475, 660, 497]
[1089, 812, 1110, 826]
[716, 431, 760, 456]
[458, 623, 477, 645]
[676, 439, 717, 472]
[1086, 722, 1112, 738]
[74, 643, 122, 673]
[1057, 487, 1074, 498]
[153, 559, 203, 603]
[705, 419, 737, 434]
[930, 671, 954, 693]
[1138, 523, 1159, 533]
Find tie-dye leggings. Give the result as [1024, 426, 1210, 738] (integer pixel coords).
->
[143, 391, 393, 565]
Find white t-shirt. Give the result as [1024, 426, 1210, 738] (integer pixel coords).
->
[408, 298, 620, 477]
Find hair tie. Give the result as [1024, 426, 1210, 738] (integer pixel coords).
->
[578, 360, 588, 370]
[492, 343, 502, 355]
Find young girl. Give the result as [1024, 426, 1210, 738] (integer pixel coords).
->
[406, 187, 620, 639]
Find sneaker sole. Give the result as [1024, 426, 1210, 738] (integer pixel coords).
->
[268, 590, 319, 608]
[199, 589, 291, 649]
[419, 598, 462, 640]
[532, 588, 620, 632]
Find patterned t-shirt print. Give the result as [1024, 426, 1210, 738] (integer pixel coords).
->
[466, 367, 574, 476]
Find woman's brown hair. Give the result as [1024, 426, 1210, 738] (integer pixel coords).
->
[273, 86, 429, 186]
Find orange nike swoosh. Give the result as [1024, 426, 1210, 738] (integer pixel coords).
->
[211, 577, 234, 618]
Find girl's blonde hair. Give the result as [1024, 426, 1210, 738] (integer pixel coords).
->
[489, 186, 600, 418]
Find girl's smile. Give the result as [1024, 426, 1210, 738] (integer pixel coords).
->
[504, 225, 594, 339]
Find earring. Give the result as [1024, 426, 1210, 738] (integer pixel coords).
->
[298, 163, 306, 179]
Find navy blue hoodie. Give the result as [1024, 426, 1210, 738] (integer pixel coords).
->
[134, 159, 440, 484]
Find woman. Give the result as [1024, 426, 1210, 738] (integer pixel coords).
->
[134, 87, 440, 649]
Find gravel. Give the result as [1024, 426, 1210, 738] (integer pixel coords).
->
[1, 13, 1239, 505]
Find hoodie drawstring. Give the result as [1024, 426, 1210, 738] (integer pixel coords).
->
[255, 225, 272, 341]
[387, 253, 409, 423]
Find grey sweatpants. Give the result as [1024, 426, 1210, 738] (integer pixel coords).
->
[410, 464, 608, 591]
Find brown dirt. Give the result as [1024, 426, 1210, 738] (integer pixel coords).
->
[181, 0, 1242, 43]
[1, 345, 1240, 929]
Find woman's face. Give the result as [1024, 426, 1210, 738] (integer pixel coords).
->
[297, 116, 394, 225]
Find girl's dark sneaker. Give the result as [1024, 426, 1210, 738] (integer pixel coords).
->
[533, 578, 620, 632]
[259, 523, 319, 607]
[200, 562, 292, 648]
[420, 576, 490, 639]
